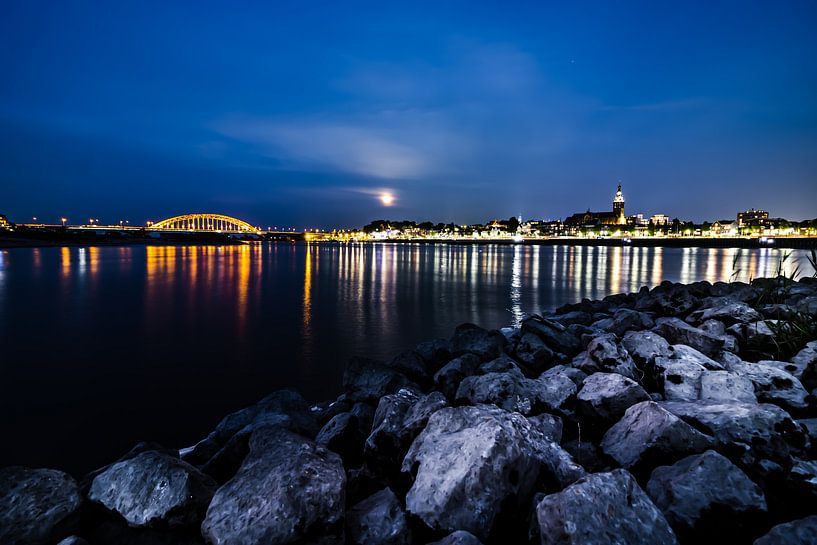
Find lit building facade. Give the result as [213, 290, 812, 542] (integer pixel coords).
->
[737, 208, 769, 227]
[564, 184, 627, 231]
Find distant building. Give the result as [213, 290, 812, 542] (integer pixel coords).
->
[564, 184, 627, 231]
[711, 220, 738, 237]
[0, 214, 11, 230]
[627, 214, 648, 226]
[650, 214, 670, 226]
[737, 208, 768, 227]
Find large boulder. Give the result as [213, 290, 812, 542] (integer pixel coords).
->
[653, 318, 727, 358]
[316, 407, 371, 467]
[729, 361, 810, 413]
[455, 368, 574, 416]
[0, 467, 83, 545]
[514, 332, 556, 374]
[401, 405, 582, 541]
[601, 401, 712, 476]
[635, 282, 699, 317]
[753, 515, 817, 545]
[448, 323, 508, 361]
[535, 469, 678, 545]
[201, 426, 345, 545]
[687, 300, 763, 325]
[427, 531, 483, 545]
[660, 401, 806, 462]
[89, 450, 216, 528]
[699, 371, 757, 403]
[622, 330, 672, 369]
[576, 372, 650, 427]
[347, 488, 410, 545]
[793, 340, 817, 391]
[646, 450, 767, 541]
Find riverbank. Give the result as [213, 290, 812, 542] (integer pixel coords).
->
[2, 276, 817, 544]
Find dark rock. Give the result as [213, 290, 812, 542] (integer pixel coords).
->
[514, 332, 556, 374]
[426, 530, 483, 545]
[477, 354, 519, 374]
[448, 323, 507, 361]
[55, 537, 89, 545]
[456, 368, 543, 415]
[401, 404, 582, 541]
[646, 450, 767, 541]
[576, 372, 650, 427]
[414, 338, 452, 373]
[660, 401, 806, 462]
[549, 310, 593, 327]
[797, 295, 817, 315]
[316, 411, 368, 467]
[0, 467, 82, 545]
[573, 334, 639, 380]
[521, 316, 582, 356]
[540, 364, 586, 387]
[653, 318, 727, 358]
[347, 488, 410, 545]
[753, 515, 817, 545]
[710, 281, 759, 303]
[699, 318, 728, 337]
[667, 344, 725, 370]
[365, 390, 448, 477]
[181, 389, 319, 467]
[527, 413, 563, 443]
[535, 469, 678, 545]
[344, 357, 418, 403]
[758, 359, 809, 381]
[788, 459, 817, 502]
[635, 282, 699, 317]
[386, 350, 430, 386]
[592, 308, 655, 337]
[601, 401, 712, 476]
[201, 426, 345, 545]
[729, 361, 810, 413]
[89, 450, 216, 528]
[433, 354, 481, 399]
[561, 440, 612, 473]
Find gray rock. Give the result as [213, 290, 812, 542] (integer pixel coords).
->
[0, 467, 83, 545]
[386, 350, 430, 386]
[449, 323, 508, 361]
[549, 311, 593, 327]
[653, 318, 726, 358]
[635, 282, 699, 317]
[401, 405, 582, 541]
[699, 318, 727, 337]
[797, 295, 817, 315]
[477, 354, 519, 375]
[622, 330, 672, 369]
[753, 515, 817, 545]
[592, 308, 655, 337]
[646, 450, 767, 540]
[687, 300, 763, 325]
[426, 530, 483, 545]
[660, 401, 805, 462]
[573, 334, 638, 380]
[576, 372, 650, 426]
[540, 364, 587, 387]
[527, 413, 563, 443]
[89, 450, 216, 528]
[729, 361, 810, 412]
[667, 344, 725, 370]
[793, 340, 817, 391]
[601, 401, 712, 475]
[201, 426, 345, 545]
[414, 338, 452, 373]
[55, 537, 89, 545]
[788, 459, 817, 501]
[758, 359, 808, 381]
[456, 368, 544, 415]
[661, 360, 706, 401]
[700, 371, 757, 403]
[434, 354, 481, 399]
[521, 316, 582, 356]
[710, 281, 759, 302]
[347, 488, 410, 545]
[536, 469, 678, 545]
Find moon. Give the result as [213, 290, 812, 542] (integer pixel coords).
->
[380, 193, 395, 206]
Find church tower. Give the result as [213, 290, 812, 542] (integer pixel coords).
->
[613, 184, 625, 225]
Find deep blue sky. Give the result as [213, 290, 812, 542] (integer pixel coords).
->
[2, 1, 816, 228]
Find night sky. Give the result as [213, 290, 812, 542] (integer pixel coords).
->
[2, 1, 816, 228]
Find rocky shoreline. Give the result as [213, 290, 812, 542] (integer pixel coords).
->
[3, 277, 817, 545]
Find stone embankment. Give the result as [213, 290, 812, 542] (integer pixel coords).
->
[2, 277, 817, 545]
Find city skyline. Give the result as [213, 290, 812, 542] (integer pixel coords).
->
[2, 1, 817, 226]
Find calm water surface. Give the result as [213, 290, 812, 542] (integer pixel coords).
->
[0, 243, 810, 474]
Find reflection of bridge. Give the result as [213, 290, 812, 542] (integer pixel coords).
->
[149, 213, 260, 233]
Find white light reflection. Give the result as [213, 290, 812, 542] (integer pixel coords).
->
[510, 244, 524, 326]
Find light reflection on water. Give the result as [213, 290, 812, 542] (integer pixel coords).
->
[0, 242, 813, 474]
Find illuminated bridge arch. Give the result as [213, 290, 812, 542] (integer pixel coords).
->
[150, 213, 259, 233]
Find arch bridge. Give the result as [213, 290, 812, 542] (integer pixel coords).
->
[150, 213, 260, 233]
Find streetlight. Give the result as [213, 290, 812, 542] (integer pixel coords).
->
[61, 217, 68, 227]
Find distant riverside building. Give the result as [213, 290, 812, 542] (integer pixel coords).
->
[710, 220, 738, 237]
[650, 214, 670, 226]
[564, 184, 627, 231]
[737, 208, 768, 227]
[0, 214, 11, 229]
